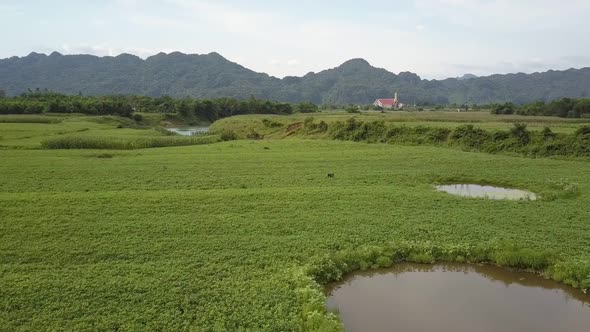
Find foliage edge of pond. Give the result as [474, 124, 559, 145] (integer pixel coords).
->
[297, 242, 590, 331]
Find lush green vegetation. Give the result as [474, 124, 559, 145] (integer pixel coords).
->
[1, 113, 590, 330]
[0, 92, 296, 124]
[211, 112, 590, 158]
[492, 98, 590, 118]
[326, 119, 590, 158]
[41, 134, 221, 150]
[0, 114, 62, 123]
[211, 111, 590, 135]
[0, 114, 228, 150]
[3, 52, 590, 104]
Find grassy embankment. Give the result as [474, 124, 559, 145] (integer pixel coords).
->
[211, 111, 590, 138]
[211, 111, 590, 158]
[1, 112, 589, 330]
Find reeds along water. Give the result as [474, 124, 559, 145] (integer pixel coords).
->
[41, 134, 221, 150]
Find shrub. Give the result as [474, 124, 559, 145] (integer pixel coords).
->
[303, 117, 315, 128]
[408, 252, 435, 264]
[220, 130, 238, 141]
[262, 119, 283, 128]
[424, 127, 451, 143]
[132, 113, 143, 122]
[542, 126, 556, 140]
[296, 102, 319, 113]
[575, 125, 590, 137]
[490, 102, 516, 115]
[345, 106, 361, 114]
[375, 256, 393, 268]
[449, 125, 490, 148]
[491, 248, 553, 270]
[509, 123, 531, 145]
[246, 130, 263, 140]
[547, 261, 590, 289]
[324, 119, 590, 157]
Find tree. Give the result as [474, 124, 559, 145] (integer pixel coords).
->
[490, 102, 515, 115]
[0, 89, 5, 98]
[573, 99, 590, 118]
[509, 123, 531, 145]
[546, 98, 575, 117]
[517, 101, 545, 116]
[296, 102, 318, 113]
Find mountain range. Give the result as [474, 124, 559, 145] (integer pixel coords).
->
[1, 51, 589, 105]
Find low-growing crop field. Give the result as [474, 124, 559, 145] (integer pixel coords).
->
[1, 113, 590, 330]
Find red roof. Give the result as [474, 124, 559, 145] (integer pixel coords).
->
[376, 98, 397, 106]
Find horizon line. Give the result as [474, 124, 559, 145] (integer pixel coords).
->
[2, 50, 588, 82]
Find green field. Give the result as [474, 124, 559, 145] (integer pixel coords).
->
[1, 113, 590, 330]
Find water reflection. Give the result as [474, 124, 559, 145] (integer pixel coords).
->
[326, 263, 590, 332]
[436, 184, 537, 200]
[166, 127, 209, 136]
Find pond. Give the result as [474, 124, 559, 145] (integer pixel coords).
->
[436, 184, 537, 200]
[166, 127, 209, 136]
[326, 263, 590, 332]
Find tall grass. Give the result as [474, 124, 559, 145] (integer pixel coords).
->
[41, 134, 221, 149]
[306, 242, 590, 291]
[0, 115, 62, 124]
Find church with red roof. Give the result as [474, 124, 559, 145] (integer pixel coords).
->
[373, 93, 401, 109]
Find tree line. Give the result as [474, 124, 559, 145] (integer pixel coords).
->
[491, 98, 590, 118]
[0, 91, 321, 121]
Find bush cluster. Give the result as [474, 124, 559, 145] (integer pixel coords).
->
[41, 134, 221, 150]
[327, 119, 590, 157]
[306, 242, 589, 292]
[491, 98, 590, 118]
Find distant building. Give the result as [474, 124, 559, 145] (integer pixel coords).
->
[373, 92, 402, 109]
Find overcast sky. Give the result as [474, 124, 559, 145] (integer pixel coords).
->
[1, 0, 589, 79]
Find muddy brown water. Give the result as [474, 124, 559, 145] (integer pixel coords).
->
[436, 184, 537, 200]
[326, 263, 590, 332]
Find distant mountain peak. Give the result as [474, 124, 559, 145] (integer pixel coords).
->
[27, 52, 46, 58]
[458, 73, 478, 80]
[339, 58, 372, 68]
[207, 51, 224, 58]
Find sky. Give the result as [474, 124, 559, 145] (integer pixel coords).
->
[1, 0, 590, 79]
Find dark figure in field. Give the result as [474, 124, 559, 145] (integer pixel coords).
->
[328, 173, 335, 178]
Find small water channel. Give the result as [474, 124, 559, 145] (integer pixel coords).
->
[166, 126, 209, 136]
[326, 263, 590, 332]
[436, 184, 537, 200]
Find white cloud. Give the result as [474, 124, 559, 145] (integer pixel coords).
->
[60, 43, 161, 58]
[163, 0, 278, 34]
[415, 0, 590, 30]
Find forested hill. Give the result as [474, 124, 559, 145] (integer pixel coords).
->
[2, 51, 590, 105]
